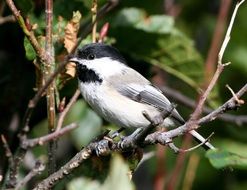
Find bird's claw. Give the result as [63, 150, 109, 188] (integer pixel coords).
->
[95, 139, 111, 156]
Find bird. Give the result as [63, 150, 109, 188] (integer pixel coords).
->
[69, 43, 215, 150]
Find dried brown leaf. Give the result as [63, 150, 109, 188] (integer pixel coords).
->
[64, 11, 81, 53]
[64, 11, 81, 77]
[65, 62, 76, 78]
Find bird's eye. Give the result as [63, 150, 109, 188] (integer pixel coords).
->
[87, 54, 95, 60]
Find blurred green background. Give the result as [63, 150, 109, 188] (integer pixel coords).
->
[0, 0, 247, 189]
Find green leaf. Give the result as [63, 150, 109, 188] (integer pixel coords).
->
[228, 46, 247, 74]
[66, 155, 134, 190]
[67, 177, 100, 190]
[24, 37, 36, 60]
[214, 139, 247, 157]
[112, 8, 174, 34]
[111, 8, 204, 90]
[206, 149, 247, 170]
[101, 155, 135, 190]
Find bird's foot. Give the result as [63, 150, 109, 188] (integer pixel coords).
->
[117, 128, 143, 149]
[109, 127, 125, 139]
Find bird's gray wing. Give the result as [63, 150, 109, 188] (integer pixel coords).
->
[116, 83, 185, 125]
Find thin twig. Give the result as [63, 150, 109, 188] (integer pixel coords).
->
[92, 0, 98, 42]
[161, 86, 247, 125]
[56, 90, 80, 131]
[0, 15, 15, 24]
[15, 161, 45, 190]
[168, 133, 214, 153]
[226, 84, 245, 104]
[1, 135, 13, 162]
[23, 61, 68, 130]
[199, 83, 247, 124]
[21, 123, 78, 149]
[190, 0, 245, 122]
[204, 0, 232, 83]
[5, 149, 26, 188]
[5, 0, 48, 63]
[146, 84, 247, 145]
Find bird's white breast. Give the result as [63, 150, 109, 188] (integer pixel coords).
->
[79, 81, 174, 128]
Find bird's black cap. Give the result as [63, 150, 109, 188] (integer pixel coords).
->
[76, 43, 126, 64]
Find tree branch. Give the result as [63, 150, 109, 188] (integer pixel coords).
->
[56, 90, 80, 131]
[204, 0, 232, 83]
[190, 0, 245, 122]
[161, 86, 247, 125]
[5, 0, 48, 63]
[15, 161, 45, 190]
[44, 0, 57, 175]
[21, 123, 78, 149]
[0, 14, 15, 24]
[32, 84, 246, 189]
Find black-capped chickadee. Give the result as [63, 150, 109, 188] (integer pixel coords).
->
[70, 43, 215, 150]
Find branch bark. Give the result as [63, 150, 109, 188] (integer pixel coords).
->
[44, 0, 57, 175]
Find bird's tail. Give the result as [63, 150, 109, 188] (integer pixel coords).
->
[189, 130, 216, 150]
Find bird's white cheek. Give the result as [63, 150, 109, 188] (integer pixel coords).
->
[84, 57, 126, 78]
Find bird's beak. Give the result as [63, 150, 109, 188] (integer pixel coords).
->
[69, 57, 80, 64]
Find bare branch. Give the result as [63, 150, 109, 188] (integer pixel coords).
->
[33, 147, 93, 190]
[168, 133, 214, 153]
[56, 90, 80, 131]
[1, 135, 13, 162]
[199, 83, 247, 125]
[204, 0, 232, 83]
[0, 15, 15, 24]
[162, 86, 247, 125]
[190, 0, 245, 121]
[21, 123, 78, 149]
[226, 84, 245, 105]
[5, 0, 48, 63]
[92, 0, 98, 42]
[15, 161, 45, 190]
[146, 84, 247, 145]
[44, 0, 57, 175]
